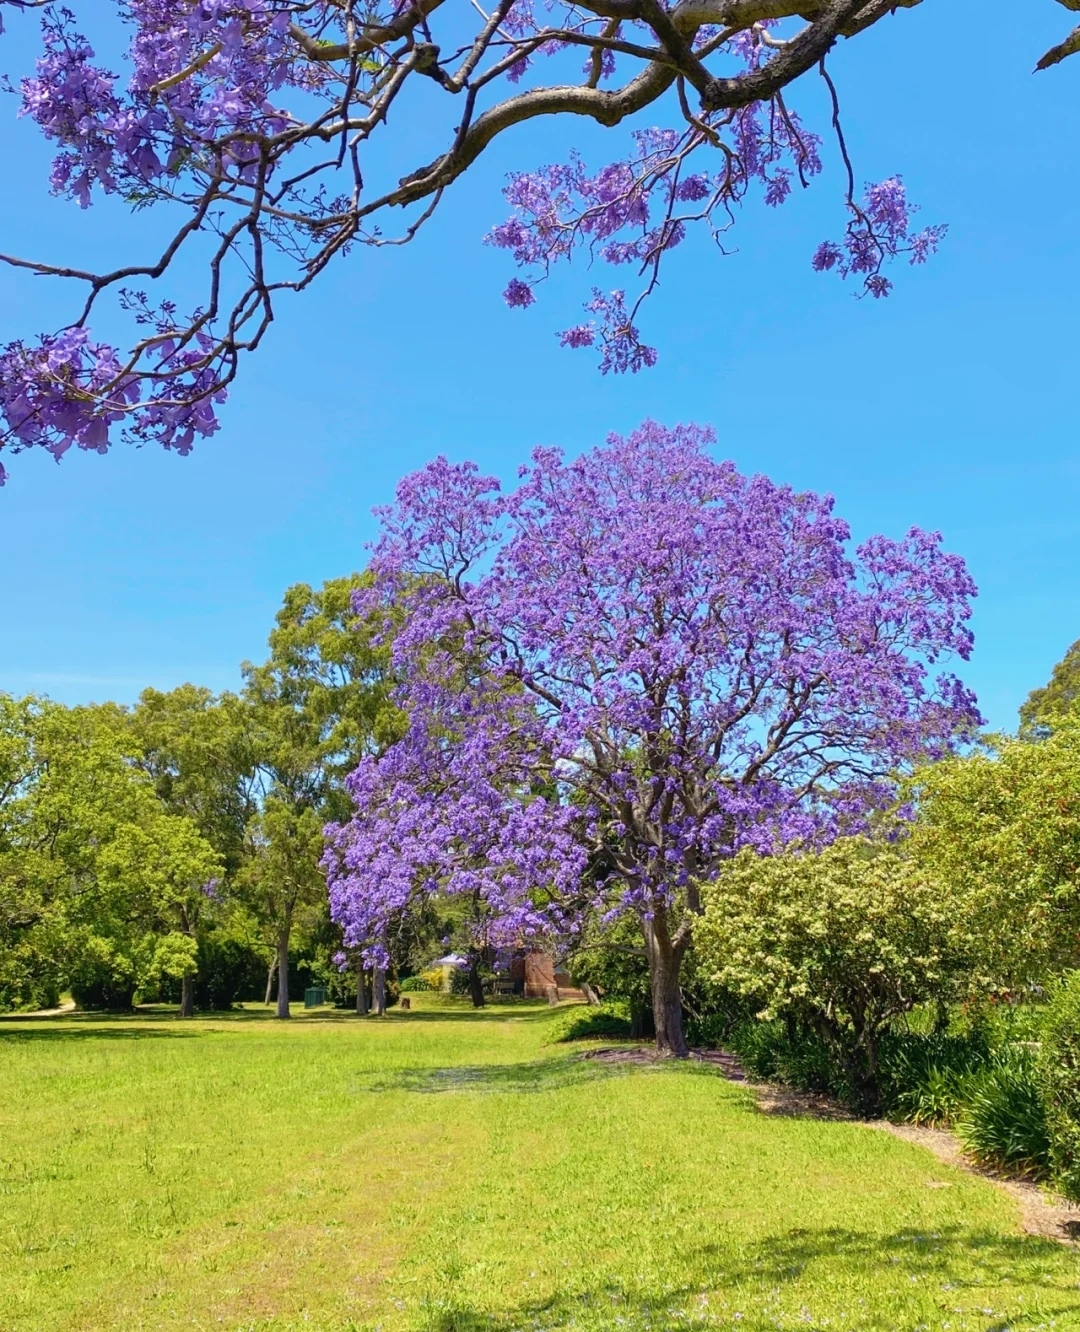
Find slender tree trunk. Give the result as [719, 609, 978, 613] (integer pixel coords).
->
[179, 972, 195, 1019]
[643, 910, 688, 1057]
[467, 960, 486, 1009]
[264, 957, 277, 1007]
[355, 958, 368, 1016]
[854, 1017, 883, 1117]
[581, 983, 601, 1007]
[371, 965, 386, 1016]
[275, 927, 291, 1020]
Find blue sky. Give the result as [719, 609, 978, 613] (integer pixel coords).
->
[1, 1, 1077, 729]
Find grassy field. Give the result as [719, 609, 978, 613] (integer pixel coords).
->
[1, 997, 1079, 1332]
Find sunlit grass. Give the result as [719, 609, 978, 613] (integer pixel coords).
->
[2, 995, 1078, 1331]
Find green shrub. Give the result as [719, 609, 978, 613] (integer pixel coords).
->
[685, 1006, 745, 1051]
[563, 915, 652, 1015]
[1039, 970, 1080, 1199]
[193, 935, 264, 1010]
[896, 1065, 972, 1126]
[69, 937, 138, 1011]
[698, 840, 977, 1114]
[728, 1018, 845, 1098]
[399, 974, 432, 993]
[449, 967, 473, 996]
[0, 972, 60, 1014]
[957, 1046, 1050, 1174]
[71, 973, 136, 1011]
[878, 1028, 993, 1125]
[547, 1001, 632, 1043]
[725, 1016, 1007, 1121]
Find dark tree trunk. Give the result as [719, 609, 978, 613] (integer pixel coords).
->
[264, 957, 277, 1007]
[582, 983, 601, 1007]
[371, 965, 386, 1016]
[643, 911, 688, 1057]
[852, 1020, 883, 1117]
[355, 959, 368, 1016]
[275, 928, 291, 1020]
[179, 972, 195, 1019]
[467, 961, 486, 1009]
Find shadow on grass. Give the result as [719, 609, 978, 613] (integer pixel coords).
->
[342, 1003, 561, 1025]
[0, 1005, 273, 1038]
[0, 999, 564, 1040]
[412, 1226, 1079, 1331]
[354, 1055, 650, 1095]
[0, 1024, 205, 1042]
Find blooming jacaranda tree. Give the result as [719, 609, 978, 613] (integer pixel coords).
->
[1, 1, 1072, 483]
[322, 421, 981, 1055]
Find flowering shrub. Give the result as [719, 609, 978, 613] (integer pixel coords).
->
[698, 840, 978, 1111]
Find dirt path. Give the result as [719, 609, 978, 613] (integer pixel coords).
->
[581, 1044, 1080, 1245]
[6, 999, 77, 1019]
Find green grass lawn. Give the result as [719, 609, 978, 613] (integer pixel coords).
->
[2, 997, 1079, 1332]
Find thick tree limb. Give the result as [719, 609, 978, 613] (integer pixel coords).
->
[1037, 23, 1080, 70]
[701, 0, 866, 109]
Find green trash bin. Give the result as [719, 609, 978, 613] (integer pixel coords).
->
[304, 986, 327, 1009]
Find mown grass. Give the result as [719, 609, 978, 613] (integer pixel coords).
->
[2, 996, 1079, 1332]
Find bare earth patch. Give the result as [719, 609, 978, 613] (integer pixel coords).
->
[579, 1042, 1080, 1245]
[872, 1119, 1080, 1245]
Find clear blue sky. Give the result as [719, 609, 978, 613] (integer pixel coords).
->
[1, 1, 1077, 729]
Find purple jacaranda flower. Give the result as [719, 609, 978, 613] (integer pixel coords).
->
[503, 278, 535, 309]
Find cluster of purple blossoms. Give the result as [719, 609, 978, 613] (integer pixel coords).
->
[0, 328, 135, 483]
[20, 2, 294, 208]
[1, 2, 297, 471]
[487, 100, 831, 370]
[0, 319, 224, 484]
[556, 290, 657, 375]
[813, 177, 948, 298]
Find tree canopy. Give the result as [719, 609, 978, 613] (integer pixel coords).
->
[0, 694, 222, 1012]
[0, 574, 401, 1016]
[1020, 639, 1080, 738]
[906, 725, 1080, 987]
[0, 1, 1075, 480]
[323, 418, 980, 1054]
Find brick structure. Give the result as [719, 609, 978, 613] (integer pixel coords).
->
[510, 950, 584, 1001]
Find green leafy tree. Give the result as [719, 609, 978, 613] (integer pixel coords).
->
[239, 800, 326, 1019]
[130, 685, 260, 876]
[907, 727, 1080, 984]
[241, 573, 400, 1018]
[0, 695, 69, 1010]
[129, 685, 266, 1009]
[0, 695, 220, 1013]
[98, 813, 222, 1017]
[1020, 641, 1080, 738]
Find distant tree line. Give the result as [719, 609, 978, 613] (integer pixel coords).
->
[0, 574, 421, 1016]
